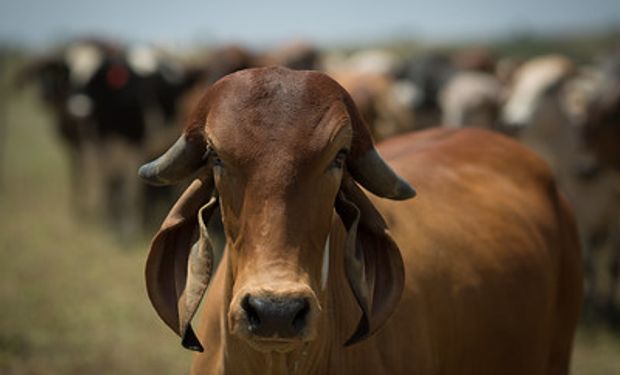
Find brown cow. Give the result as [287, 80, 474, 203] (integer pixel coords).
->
[583, 54, 620, 172]
[439, 71, 503, 129]
[500, 55, 620, 318]
[256, 40, 321, 71]
[329, 70, 416, 141]
[140, 67, 582, 374]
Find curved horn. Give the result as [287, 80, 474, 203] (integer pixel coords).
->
[349, 148, 416, 200]
[138, 135, 207, 186]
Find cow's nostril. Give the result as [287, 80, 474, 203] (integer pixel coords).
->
[241, 295, 311, 338]
[292, 299, 310, 333]
[241, 295, 261, 332]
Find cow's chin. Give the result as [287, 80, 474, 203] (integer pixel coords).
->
[228, 318, 316, 354]
[243, 336, 308, 354]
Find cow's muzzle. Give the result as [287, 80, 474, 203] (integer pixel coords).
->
[242, 295, 310, 338]
[229, 285, 320, 352]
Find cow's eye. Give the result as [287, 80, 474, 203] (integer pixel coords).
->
[213, 154, 223, 168]
[209, 149, 223, 168]
[331, 149, 348, 169]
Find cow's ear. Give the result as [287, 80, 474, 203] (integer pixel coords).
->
[145, 178, 220, 352]
[334, 177, 405, 346]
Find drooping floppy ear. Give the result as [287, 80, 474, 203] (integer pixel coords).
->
[334, 176, 405, 346]
[145, 177, 221, 352]
[139, 83, 225, 352]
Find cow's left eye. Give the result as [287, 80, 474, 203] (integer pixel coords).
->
[208, 148, 223, 168]
[330, 149, 348, 169]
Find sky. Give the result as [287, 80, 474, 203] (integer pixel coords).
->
[1, 0, 619, 48]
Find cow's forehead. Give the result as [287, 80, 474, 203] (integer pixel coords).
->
[205, 67, 350, 164]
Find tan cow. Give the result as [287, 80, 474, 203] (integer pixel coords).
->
[140, 67, 582, 374]
[329, 70, 416, 141]
[439, 71, 503, 129]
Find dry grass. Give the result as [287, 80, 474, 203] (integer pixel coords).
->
[572, 328, 620, 374]
[1, 60, 619, 374]
[0, 64, 189, 374]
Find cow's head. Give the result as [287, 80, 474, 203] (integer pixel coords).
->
[139, 67, 415, 353]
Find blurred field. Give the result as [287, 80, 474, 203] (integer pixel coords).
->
[1, 53, 620, 374]
[0, 61, 189, 374]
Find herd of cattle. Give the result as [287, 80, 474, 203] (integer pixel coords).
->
[18, 38, 620, 330]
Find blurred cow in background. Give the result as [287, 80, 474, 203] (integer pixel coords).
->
[17, 38, 202, 239]
[437, 48, 504, 129]
[394, 52, 455, 129]
[324, 47, 505, 139]
[452, 46, 497, 73]
[325, 49, 417, 140]
[256, 40, 321, 70]
[501, 54, 576, 132]
[501, 54, 620, 321]
[396, 48, 502, 131]
[579, 53, 620, 321]
[194, 41, 321, 88]
[439, 70, 503, 129]
[180, 41, 323, 125]
[199, 44, 255, 86]
[583, 52, 620, 172]
[330, 70, 416, 141]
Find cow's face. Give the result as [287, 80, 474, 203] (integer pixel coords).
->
[140, 67, 414, 353]
[204, 75, 353, 351]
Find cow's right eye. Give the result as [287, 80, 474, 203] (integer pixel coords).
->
[208, 147, 223, 168]
[213, 154, 223, 168]
[330, 149, 348, 169]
